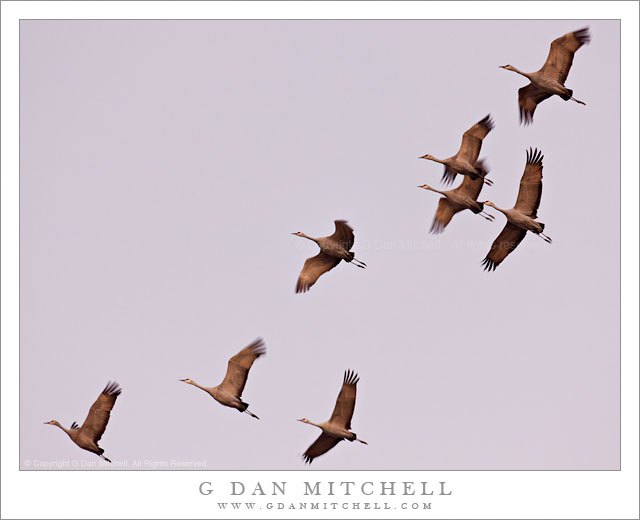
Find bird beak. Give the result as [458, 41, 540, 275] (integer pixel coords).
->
[179, 379, 186, 382]
[291, 232, 297, 235]
[419, 155, 427, 159]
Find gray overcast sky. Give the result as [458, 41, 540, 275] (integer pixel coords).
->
[20, 20, 619, 470]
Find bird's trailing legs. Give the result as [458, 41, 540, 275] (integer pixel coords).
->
[570, 96, 586, 105]
[481, 177, 494, 186]
[350, 257, 367, 269]
[537, 232, 553, 244]
[99, 454, 112, 463]
[479, 211, 495, 221]
[356, 438, 368, 445]
[243, 409, 260, 420]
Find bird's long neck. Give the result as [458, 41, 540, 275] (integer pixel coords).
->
[488, 203, 506, 214]
[189, 380, 210, 393]
[55, 422, 72, 437]
[428, 156, 446, 165]
[509, 66, 530, 79]
[426, 186, 445, 196]
[305, 420, 323, 430]
[299, 233, 318, 243]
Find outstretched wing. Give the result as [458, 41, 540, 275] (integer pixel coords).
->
[457, 114, 494, 164]
[295, 252, 341, 293]
[540, 27, 590, 85]
[79, 381, 121, 443]
[514, 148, 544, 218]
[481, 223, 527, 271]
[302, 433, 342, 464]
[518, 83, 552, 125]
[329, 370, 359, 430]
[430, 198, 464, 234]
[327, 220, 355, 251]
[218, 338, 266, 398]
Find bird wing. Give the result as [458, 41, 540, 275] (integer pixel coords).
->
[430, 198, 464, 234]
[441, 165, 459, 186]
[219, 338, 266, 397]
[329, 370, 359, 429]
[481, 223, 527, 271]
[295, 252, 341, 293]
[457, 114, 494, 164]
[540, 27, 590, 85]
[327, 220, 355, 251]
[454, 159, 489, 201]
[518, 83, 552, 125]
[302, 432, 342, 464]
[79, 381, 121, 443]
[514, 148, 544, 218]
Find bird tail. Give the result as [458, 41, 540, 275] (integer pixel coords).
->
[561, 88, 572, 101]
[539, 222, 545, 231]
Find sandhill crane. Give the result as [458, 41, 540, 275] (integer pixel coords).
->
[45, 381, 121, 463]
[419, 159, 495, 233]
[292, 220, 366, 293]
[180, 338, 265, 419]
[420, 114, 494, 186]
[500, 27, 590, 124]
[298, 370, 367, 464]
[482, 148, 552, 271]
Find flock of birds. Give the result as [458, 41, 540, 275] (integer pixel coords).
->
[45, 27, 590, 466]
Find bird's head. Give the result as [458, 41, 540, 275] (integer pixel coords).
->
[419, 154, 435, 161]
[297, 418, 310, 424]
[499, 64, 515, 71]
[418, 184, 431, 190]
[179, 378, 193, 385]
[44, 420, 58, 426]
[291, 232, 304, 237]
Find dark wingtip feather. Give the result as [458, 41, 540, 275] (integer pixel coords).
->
[526, 147, 544, 165]
[480, 114, 495, 132]
[481, 257, 497, 272]
[249, 338, 267, 357]
[574, 27, 591, 45]
[343, 369, 360, 386]
[102, 381, 122, 397]
[430, 218, 445, 235]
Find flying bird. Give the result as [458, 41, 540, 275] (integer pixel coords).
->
[45, 381, 121, 463]
[418, 159, 495, 233]
[298, 370, 368, 464]
[180, 338, 265, 419]
[292, 220, 366, 293]
[482, 148, 552, 271]
[500, 27, 590, 124]
[420, 114, 494, 186]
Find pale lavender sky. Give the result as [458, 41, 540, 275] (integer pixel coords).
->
[20, 20, 619, 470]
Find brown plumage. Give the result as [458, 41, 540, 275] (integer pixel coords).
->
[292, 220, 366, 293]
[482, 148, 552, 271]
[420, 114, 494, 186]
[180, 338, 265, 419]
[501, 28, 590, 124]
[298, 370, 367, 464]
[45, 381, 121, 463]
[418, 159, 494, 233]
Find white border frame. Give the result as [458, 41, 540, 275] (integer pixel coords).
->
[2, 2, 638, 519]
